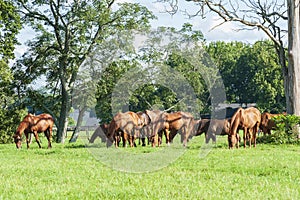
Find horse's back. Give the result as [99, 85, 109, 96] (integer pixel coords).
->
[37, 113, 54, 120]
[31, 113, 54, 132]
[244, 107, 261, 121]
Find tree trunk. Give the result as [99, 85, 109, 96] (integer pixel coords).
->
[56, 82, 71, 143]
[69, 107, 87, 143]
[287, 0, 300, 115]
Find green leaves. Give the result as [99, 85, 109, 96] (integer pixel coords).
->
[0, 0, 21, 60]
[0, 0, 23, 143]
[206, 40, 285, 112]
[11, 0, 155, 141]
[258, 114, 300, 144]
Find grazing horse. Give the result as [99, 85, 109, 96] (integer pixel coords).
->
[88, 123, 109, 143]
[166, 111, 198, 147]
[229, 107, 261, 149]
[106, 111, 145, 148]
[13, 113, 54, 149]
[260, 112, 286, 135]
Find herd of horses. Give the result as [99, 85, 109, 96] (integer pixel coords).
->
[87, 107, 284, 149]
[13, 107, 284, 149]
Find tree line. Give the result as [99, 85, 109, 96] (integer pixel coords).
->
[0, 0, 285, 143]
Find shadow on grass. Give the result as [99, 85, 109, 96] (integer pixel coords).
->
[64, 144, 87, 149]
[33, 150, 57, 155]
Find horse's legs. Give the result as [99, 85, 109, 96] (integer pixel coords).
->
[164, 129, 170, 146]
[151, 134, 158, 147]
[181, 127, 188, 147]
[205, 132, 209, 143]
[114, 134, 119, 148]
[243, 127, 248, 148]
[253, 124, 259, 148]
[248, 128, 252, 148]
[33, 131, 42, 148]
[236, 133, 240, 148]
[24, 132, 30, 149]
[29, 133, 33, 144]
[157, 131, 162, 147]
[129, 135, 136, 147]
[45, 128, 52, 149]
[122, 132, 128, 148]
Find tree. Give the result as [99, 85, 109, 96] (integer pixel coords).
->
[13, 0, 155, 143]
[205, 41, 248, 102]
[239, 40, 285, 111]
[95, 24, 224, 122]
[161, 0, 300, 115]
[0, 0, 25, 143]
[95, 60, 140, 123]
[287, 0, 300, 115]
[206, 40, 285, 111]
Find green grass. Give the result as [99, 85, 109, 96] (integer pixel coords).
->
[1, 134, 300, 200]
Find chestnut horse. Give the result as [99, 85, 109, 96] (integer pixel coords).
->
[229, 107, 261, 148]
[260, 112, 286, 135]
[13, 113, 54, 149]
[166, 111, 198, 147]
[106, 111, 145, 148]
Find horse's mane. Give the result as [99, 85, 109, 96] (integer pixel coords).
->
[15, 121, 27, 136]
[230, 107, 243, 135]
[15, 114, 34, 136]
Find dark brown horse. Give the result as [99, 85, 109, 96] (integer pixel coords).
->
[229, 107, 261, 148]
[13, 113, 54, 149]
[194, 118, 231, 143]
[88, 123, 109, 143]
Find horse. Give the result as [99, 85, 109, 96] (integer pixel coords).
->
[229, 107, 261, 148]
[106, 111, 145, 148]
[88, 123, 109, 143]
[260, 112, 286, 135]
[13, 113, 54, 149]
[166, 111, 197, 147]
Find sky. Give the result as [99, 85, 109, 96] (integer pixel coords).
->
[15, 0, 271, 59]
[140, 0, 268, 42]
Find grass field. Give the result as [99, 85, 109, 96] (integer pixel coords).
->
[1, 134, 300, 200]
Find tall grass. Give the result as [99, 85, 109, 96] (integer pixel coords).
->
[1, 135, 299, 199]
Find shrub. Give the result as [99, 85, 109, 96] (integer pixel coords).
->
[0, 108, 27, 143]
[258, 114, 300, 144]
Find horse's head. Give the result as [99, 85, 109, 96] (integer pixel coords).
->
[13, 134, 22, 149]
[228, 133, 240, 149]
[106, 134, 115, 147]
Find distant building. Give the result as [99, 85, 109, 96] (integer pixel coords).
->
[201, 103, 257, 119]
[69, 110, 99, 126]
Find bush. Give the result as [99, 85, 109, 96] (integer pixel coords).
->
[0, 108, 27, 144]
[258, 114, 300, 144]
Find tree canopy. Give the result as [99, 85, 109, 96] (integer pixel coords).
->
[12, 0, 155, 142]
[159, 0, 300, 116]
[206, 40, 285, 112]
[0, 0, 25, 143]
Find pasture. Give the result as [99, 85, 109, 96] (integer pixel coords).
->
[1, 134, 300, 200]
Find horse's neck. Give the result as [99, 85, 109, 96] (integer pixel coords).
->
[16, 123, 27, 136]
[232, 110, 242, 133]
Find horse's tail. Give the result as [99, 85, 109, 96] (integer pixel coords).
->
[230, 108, 243, 135]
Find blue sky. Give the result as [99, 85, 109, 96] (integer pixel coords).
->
[15, 0, 270, 59]
[130, 1, 269, 42]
